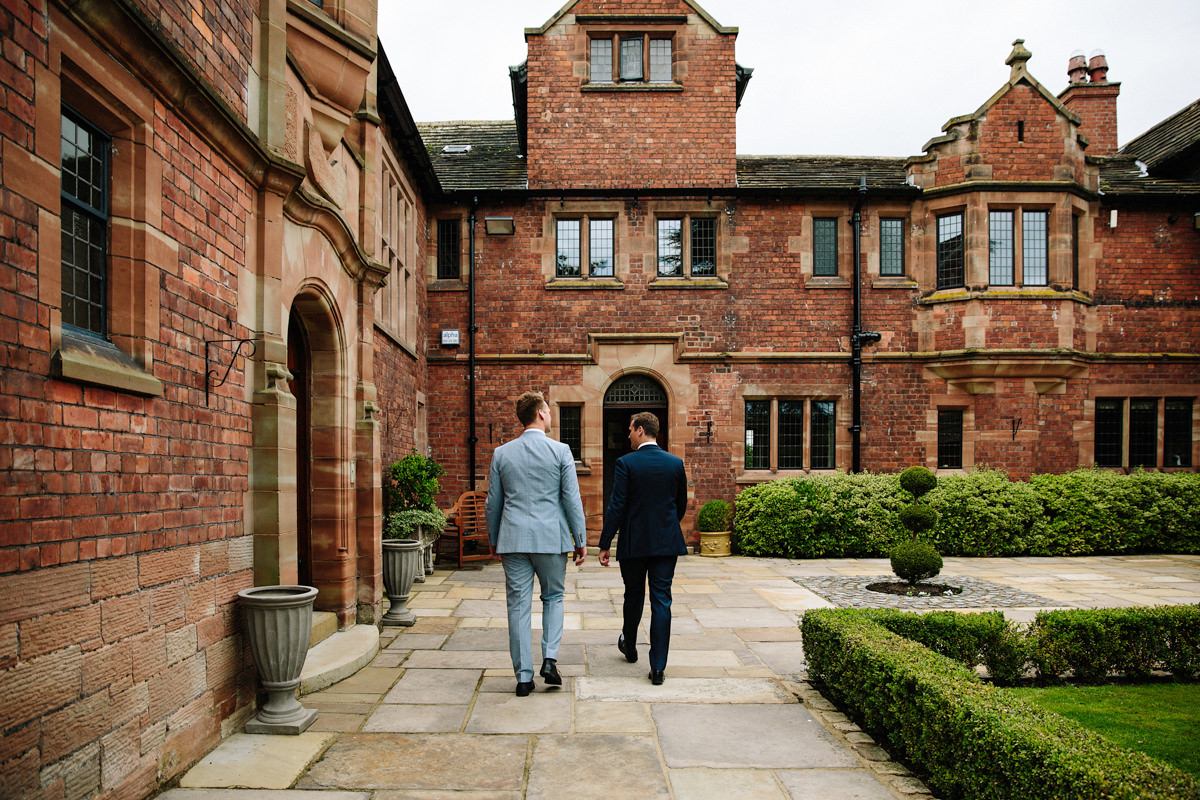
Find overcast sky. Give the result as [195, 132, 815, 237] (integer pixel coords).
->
[380, 0, 1199, 157]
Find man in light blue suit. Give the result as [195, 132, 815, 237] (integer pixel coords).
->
[486, 391, 587, 696]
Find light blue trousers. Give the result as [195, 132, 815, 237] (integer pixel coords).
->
[501, 552, 567, 682]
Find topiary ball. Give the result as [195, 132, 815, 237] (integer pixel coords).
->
[899, 466, 937, 499]
[890, 540, 943, 584]
[696, 500, 732, 533]
[898, 503, 939, 534]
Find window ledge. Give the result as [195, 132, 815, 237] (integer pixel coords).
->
[918, 287, 1090, 306]
[547, 278, 625, 290]
[582, 83, 683, 93]
[52, 330, 163, 397]
[735, 469, 834, 484]
[803, 276, 851, 289]
[871, 276, 919, 290]
[648, 278, 728, 290]
[429, 279, 468, 292]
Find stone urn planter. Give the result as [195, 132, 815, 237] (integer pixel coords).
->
[382, 538, 422, 626]
[698, 529, 732, 557]
[696, 500, 733, 557]
[237, 585, 319, 734]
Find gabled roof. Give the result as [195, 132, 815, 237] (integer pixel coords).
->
[525, 0, 736, 36]
[1120, 98, 1200, 175]
[417, 121, 528, 192]
[923, 39, 1082, 154]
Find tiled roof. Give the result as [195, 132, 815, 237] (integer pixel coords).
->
[1120, 98, 1200, 172]
[1098, 155, 1200, 195]
[736, 155, 911, 192]
[416, 121, 527, 192]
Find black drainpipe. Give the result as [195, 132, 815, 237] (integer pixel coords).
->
[468, 201, 478, 490]
[849, 177, 880, 473]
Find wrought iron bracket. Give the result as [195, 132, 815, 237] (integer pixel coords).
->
[205, 338, 257, 406]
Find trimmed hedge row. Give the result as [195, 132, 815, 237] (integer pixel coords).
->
[801, 609, 1200, 800]
[734, 468, 1200, 558]
[848, 605, 1200, 686]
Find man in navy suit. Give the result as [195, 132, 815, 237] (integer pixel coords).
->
[598, 411, 689, 685]
[486, 391, 587, 696]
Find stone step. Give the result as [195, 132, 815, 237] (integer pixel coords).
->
[300, 624, 380, 695]
[309, 611, 338, 649]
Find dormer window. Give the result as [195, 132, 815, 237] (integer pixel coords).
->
[590, 35, 673, 84]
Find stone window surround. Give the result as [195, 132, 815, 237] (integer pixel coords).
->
[553, 214, 617, 281]
[987, 205, 1052, 288]
[923, 396, 975, 475]
[733, 385, 847, 481]
[917, 192, 1092, 303]
[579, 18, 684, 90]
[375, 146, 419, 352]
[43, 17, 165, 397]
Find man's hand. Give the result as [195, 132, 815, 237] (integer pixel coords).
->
[573, 546, 586, 566]
[598, 549, 611, 567]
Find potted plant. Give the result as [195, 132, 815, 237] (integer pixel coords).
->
[383, 450, 447, 581]
[696, 499, 733, 557]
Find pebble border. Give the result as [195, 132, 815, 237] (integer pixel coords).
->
[792, 575, 1069, 609]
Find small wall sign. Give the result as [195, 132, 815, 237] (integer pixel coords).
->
[441, 329, 460, 346]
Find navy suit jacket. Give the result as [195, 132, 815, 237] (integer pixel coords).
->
[598, 443, 688, 559]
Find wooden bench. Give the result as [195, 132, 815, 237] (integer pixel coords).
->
[435, 490, 494, 569]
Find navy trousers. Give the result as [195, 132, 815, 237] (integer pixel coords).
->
[619, 555, 678, 671]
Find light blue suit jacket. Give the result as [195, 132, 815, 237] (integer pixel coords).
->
[485, 429, 587, 554]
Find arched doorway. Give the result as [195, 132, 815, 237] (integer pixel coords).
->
[287, 306, 313, 588]
[603, 374, 669, 508]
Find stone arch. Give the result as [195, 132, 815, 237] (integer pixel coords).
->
[287, 285, 356, 625]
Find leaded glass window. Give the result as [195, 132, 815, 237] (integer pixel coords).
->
[938, 408, 963, 469]
[745, 400, 771, 470]
[1023, 210, 1048, 286]
[437, 219, 460, 280]
[1095, 399, 1123, 468]
[811, 401, 836, 469]
[649, 39, 672, 82]
[880, 218, 904, 276]
[591, 38, 613, 83]
[657, 219, 683, 276]
[1129, 398, 1158, 468]
[937, 212, 965, 289]
[556, 219, 581, 278]
[778, 401, 804, 469]
[619, 37, 643, 81]
[813, 218, 838, 277]
[1165, 398, 1193, 468]
[61, 108, 109, 336]
[560, 406, 582, 460]
[590, 219, 614, 277]
[989, 210, 1014, 285]
[690, 218, 716, 276]
[605, 375, 667, 406]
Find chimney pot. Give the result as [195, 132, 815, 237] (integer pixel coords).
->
[1067, 49, 1088, 84]
[1088, 49, 1108, 82]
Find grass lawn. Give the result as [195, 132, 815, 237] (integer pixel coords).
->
[1005, 683, 1200, 779]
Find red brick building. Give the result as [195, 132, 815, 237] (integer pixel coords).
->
[419, 1, 1200, 539]
[1, 0, 1197, 797]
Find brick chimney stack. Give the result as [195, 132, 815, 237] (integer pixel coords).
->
[1058, 48, 1120, 155]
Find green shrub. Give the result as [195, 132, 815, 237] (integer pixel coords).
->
[384, 450, 444, 514]
[1030, 605, 1200, 683]
[898, 503, 938, 534]
[734, 469, 1200, 559]
[899, 465, 937, 499]
[696, 499, 732, 532]
[802, 609, 1199, 800]
[890, 540, 943, 584]
[927, 469, 1048, 556]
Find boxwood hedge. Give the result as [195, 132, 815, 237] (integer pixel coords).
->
[801, 609, 1199, 800]
[734, 468, 1200, 558]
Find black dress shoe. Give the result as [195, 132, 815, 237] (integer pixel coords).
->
[515, 681, 535, 697]
[617, 634, 638, 663]
[540, 658, 562, 686]
[648, 669, 665, 685]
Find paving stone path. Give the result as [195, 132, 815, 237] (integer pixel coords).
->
[162, 554, 1200, 799]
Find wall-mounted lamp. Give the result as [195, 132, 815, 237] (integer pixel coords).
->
[484, 217, 515, 236]
[1194, 212, 1200, 231]
[629, 197, 640, 226]
[702, 413, 713, 443]
[724, 204, 737, 232]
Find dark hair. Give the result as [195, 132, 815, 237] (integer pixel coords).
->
[515, 391, 547, 426]
[630, 411, 660, 438]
